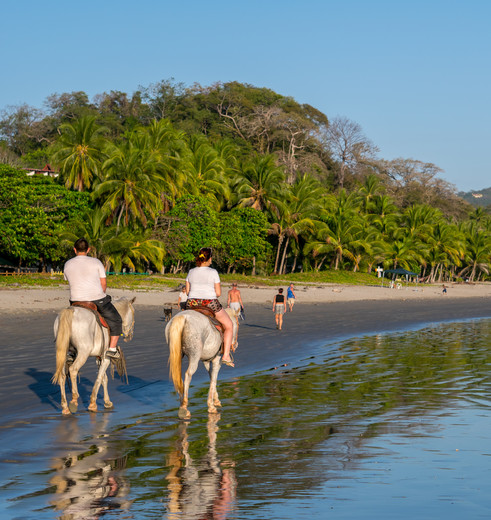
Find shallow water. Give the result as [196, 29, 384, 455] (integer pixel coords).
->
[2, 319, 491, 519]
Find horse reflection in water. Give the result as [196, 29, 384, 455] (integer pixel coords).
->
[166, 414, 237, 520]
[49, 413, 130, 519]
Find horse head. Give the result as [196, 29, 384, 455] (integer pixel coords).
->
[114, 297, 136, 342]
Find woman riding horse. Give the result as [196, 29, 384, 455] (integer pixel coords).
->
[185, 247, 235, 367]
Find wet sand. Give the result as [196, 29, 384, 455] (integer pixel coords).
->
[0, 286, 490, 518]
[0, 293, 490, 427]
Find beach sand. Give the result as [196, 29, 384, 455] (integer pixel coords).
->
[0, 282, 490, 518]
[0, 280, 490, 313]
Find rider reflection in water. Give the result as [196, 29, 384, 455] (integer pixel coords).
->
[166, 414, 237, 519]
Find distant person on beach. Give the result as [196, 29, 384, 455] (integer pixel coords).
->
[185, 247, 234, 367]
[177, 287, 188, 310]
[63, 238, 122, 359]
[287, 283, 296, 312]
[273, 288, 286, 330]
[227, 283, 244, 316]
[442, 284, 447, 294]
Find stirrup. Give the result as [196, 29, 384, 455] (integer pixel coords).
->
[105, 348, 120, 359]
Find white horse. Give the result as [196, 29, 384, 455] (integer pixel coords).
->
[165, 308, 239, 420]
[52, 297, 136, 415]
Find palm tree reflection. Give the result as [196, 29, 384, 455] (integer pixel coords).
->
[167, 414, 237, 520]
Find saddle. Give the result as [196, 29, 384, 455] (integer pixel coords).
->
[71, 301, 109, 330]
[189, 305, 224, 336]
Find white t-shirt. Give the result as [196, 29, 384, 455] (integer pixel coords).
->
[179, 290, 188, 302]
[186, 266, 220, 299]
[64, 255, 106, 301]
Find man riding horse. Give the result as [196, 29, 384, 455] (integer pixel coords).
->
[63, 238, 122, 359]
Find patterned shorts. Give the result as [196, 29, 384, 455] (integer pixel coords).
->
[186, 298, 223, 313]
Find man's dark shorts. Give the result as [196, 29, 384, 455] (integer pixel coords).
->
[92, 295, 123, 336]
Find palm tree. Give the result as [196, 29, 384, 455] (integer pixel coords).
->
[52, 116, 107, 191]
[106, 228, 165, 273]
[139, 119, 187, 209]
[459, 223, 491, 281]
[358, 174, 385, 212]
[180, 136, 230, 210]
[424, 222, 464, 282]
[234, 154, 286, 217]
[366, 194, 399, 238]
[270, 174, 323, 274]
[95, 136, 163, 231]
[306, 191, 366, 270]
[60, 207, 165, 272]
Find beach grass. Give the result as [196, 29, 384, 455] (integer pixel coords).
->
[0, 270, 384, 290]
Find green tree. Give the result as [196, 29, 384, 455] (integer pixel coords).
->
[95, 134, 163, 230]
[161, 195, 220, 271]
[234, 154, 286, 216]
[218, 207, 271, 274]
[51, 115, 107, 191]
[0, 165, 90, 269]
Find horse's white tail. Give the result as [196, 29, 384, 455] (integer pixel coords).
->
[167, 314, 186, 397]
[52, 308, 73, 385]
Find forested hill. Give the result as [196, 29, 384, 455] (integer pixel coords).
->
[458, 187, 491, 209]
[0, 79, 472, 218]
[0, 79, 489, 282]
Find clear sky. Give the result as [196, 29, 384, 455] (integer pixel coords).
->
[1, 0, 489, 191]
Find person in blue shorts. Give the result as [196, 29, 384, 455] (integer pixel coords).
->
[287, 283, 296, 312]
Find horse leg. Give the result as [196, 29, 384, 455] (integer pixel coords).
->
[88, 359, 111, 412]
[207, 358, 222, 413]
[179, 357, 200, 420]
[68, 361, 83, 414]
[102, 372, 113, 409]
[59, 369, 71, 415]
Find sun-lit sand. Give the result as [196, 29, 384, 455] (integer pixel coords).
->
[0, 280, 489, 313]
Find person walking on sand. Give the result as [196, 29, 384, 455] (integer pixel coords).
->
[63, 238, 122, 359]
[177, 286, 188, 310]
[227, 283, 244, 316]
[287, 282, 296, 312]
[273, 288, 286, 330]
[442, 284, 447, 294]
[185, 247, 235, 367]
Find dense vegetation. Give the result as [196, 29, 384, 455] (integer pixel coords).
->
[0, 80, 489, 282]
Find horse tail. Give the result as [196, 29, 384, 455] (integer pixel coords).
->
[166, 314, 186, 397]
[52, 308, 73, 385]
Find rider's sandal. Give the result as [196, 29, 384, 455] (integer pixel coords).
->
[222, 359, 235, 368]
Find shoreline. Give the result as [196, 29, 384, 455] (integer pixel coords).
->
[0, 281, 489, 314]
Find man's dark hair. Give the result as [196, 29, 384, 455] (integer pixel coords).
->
[74, 238, 89, 253]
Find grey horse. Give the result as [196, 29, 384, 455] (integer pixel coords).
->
[165, 308, 239, 420]
[52, 297, 136, 415]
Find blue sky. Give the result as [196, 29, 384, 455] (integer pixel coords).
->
[1, 0, 489, 191]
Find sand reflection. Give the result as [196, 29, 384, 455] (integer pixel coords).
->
[166, 414, 237, 520]
[49, 413, 130, 519]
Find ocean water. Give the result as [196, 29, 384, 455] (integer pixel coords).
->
[2, 318, 491, 519]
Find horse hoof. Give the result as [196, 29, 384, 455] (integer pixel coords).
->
[104, 402, 114, 409]
[62, 408, 71, 416]
[178, 407, 191, 420]
[68, 402, 78, 414]
[88, 403, 98, 413]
